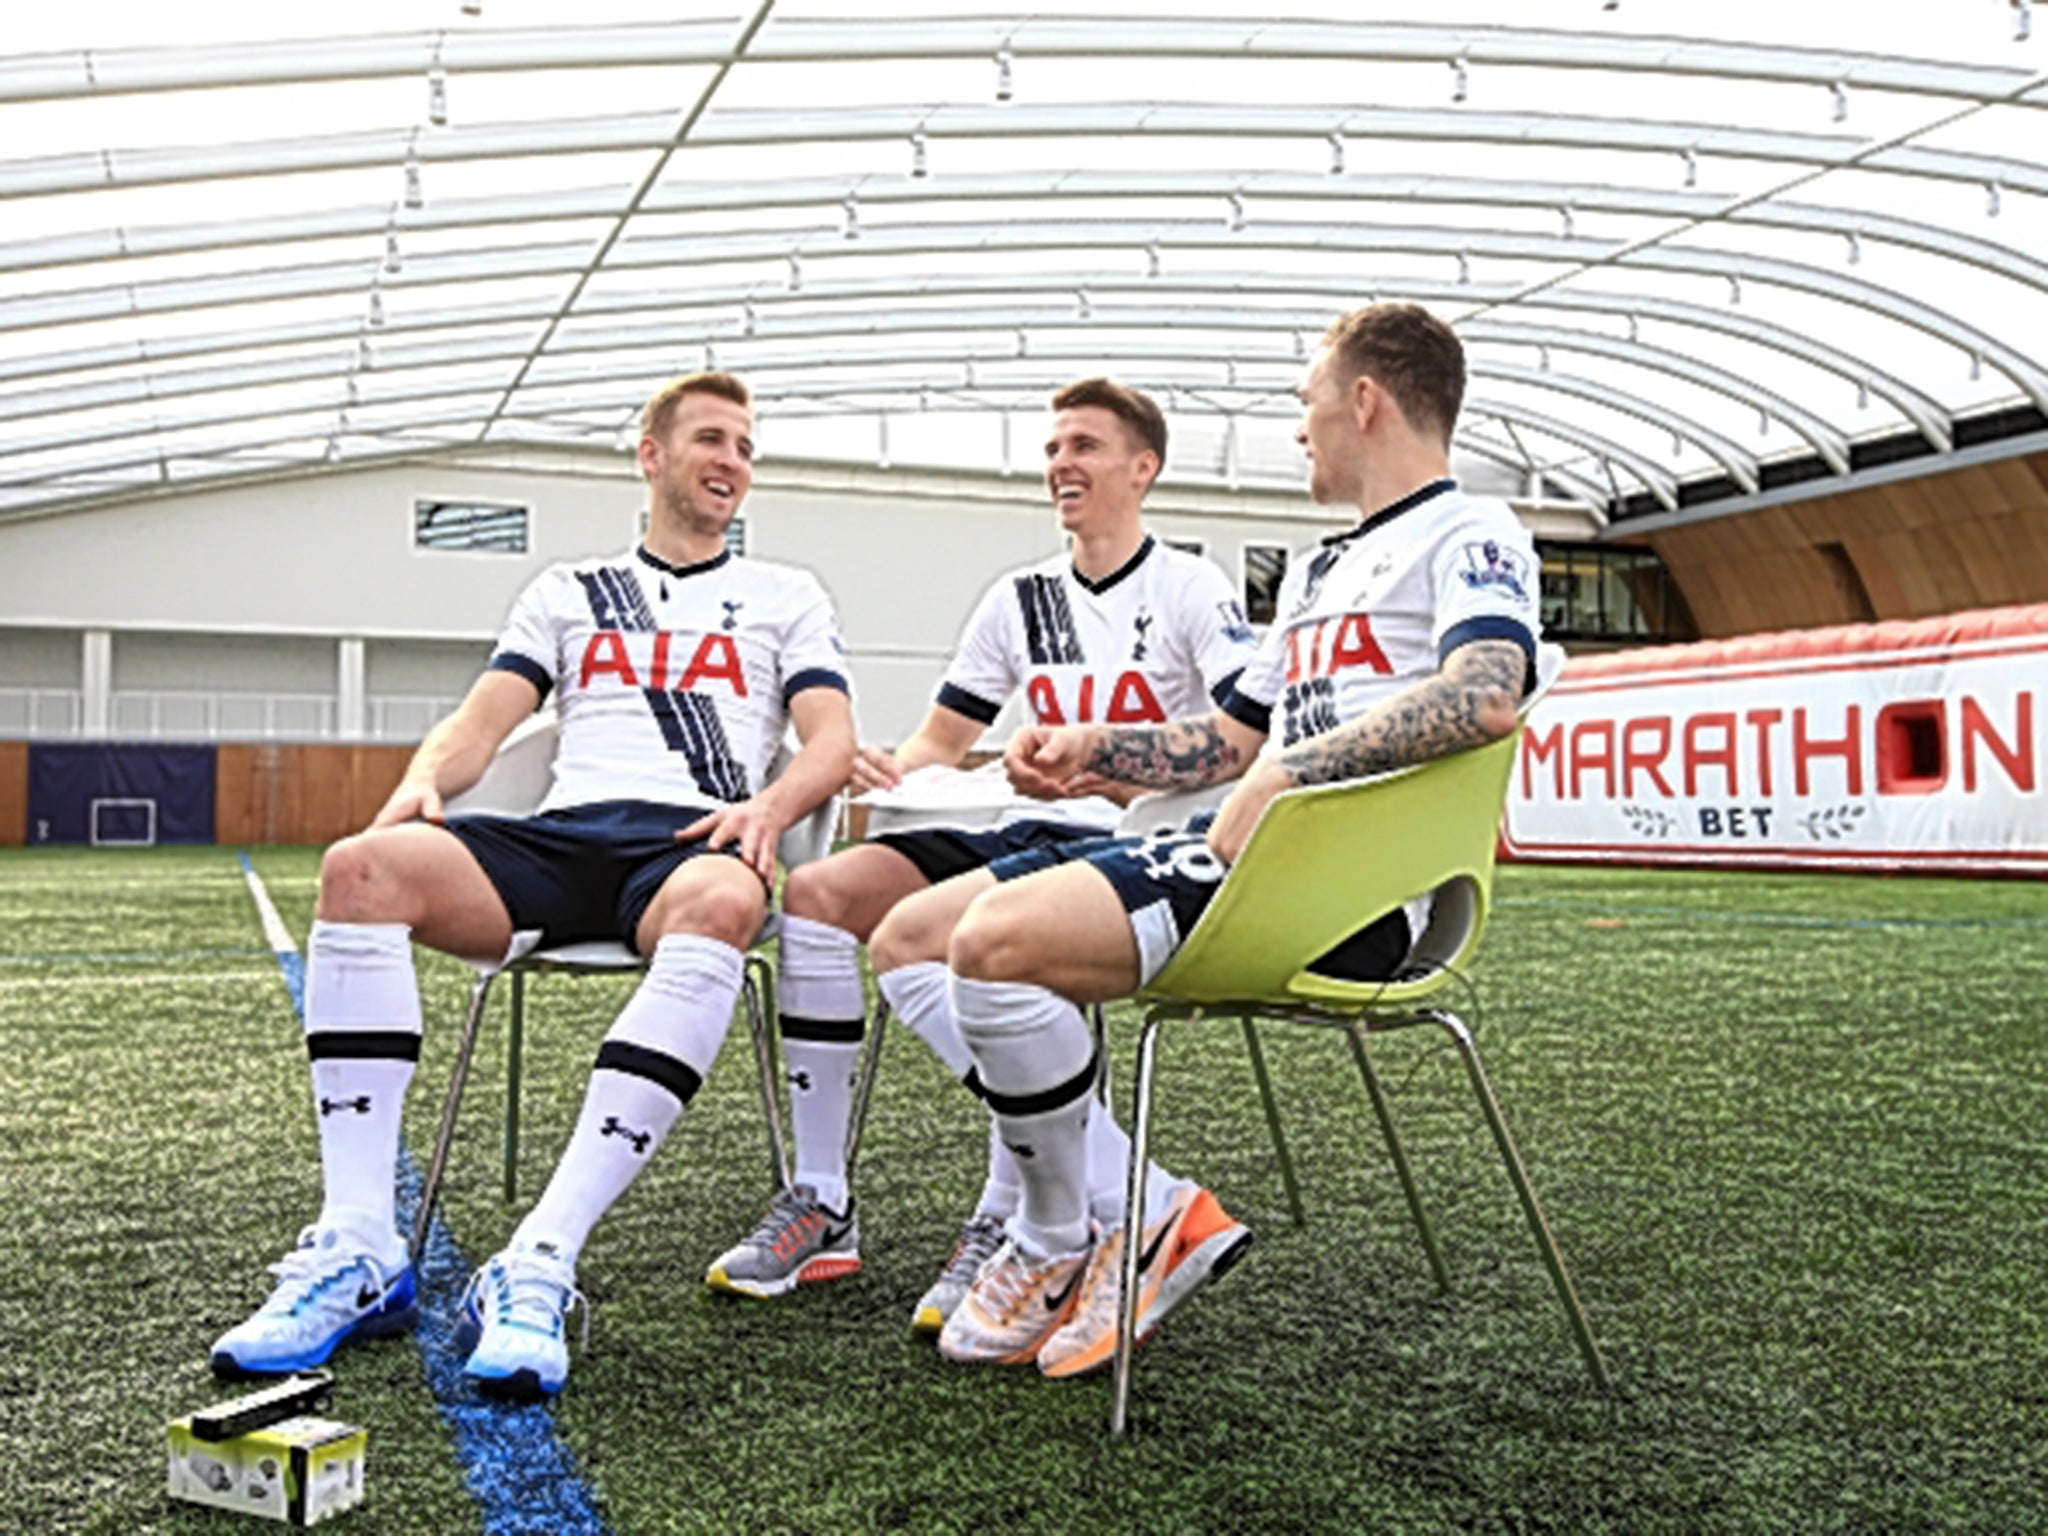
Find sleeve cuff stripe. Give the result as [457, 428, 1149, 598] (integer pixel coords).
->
[782, 668, 850, 703]
[936, 682, 1001, 725]
[488, 652, 554, 701]
[1219, 689, 1271, 734]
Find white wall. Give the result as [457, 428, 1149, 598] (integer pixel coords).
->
[0, 445, 1582, 743]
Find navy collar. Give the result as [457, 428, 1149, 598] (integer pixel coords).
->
[1073, 534, 1154, 595]
[636, 543, 731, 579]
[1322, 478, 1458, 547]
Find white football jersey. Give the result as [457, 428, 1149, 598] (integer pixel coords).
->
[489, 545, 848, 814]
[939, 535, 1258, 828]
[1229, 481, 1540, 754]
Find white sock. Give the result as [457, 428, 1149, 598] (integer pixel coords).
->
[879, 960, 971, 1077]
[977, 1115, 1022, 1222]
[513, 935, 743, 1265]
[883, 960, 1021, 1219]
[776, 916, 865, 1212]
[303, 920, 419, 1257]
[951, 975, 1097, 1257]
[1084, 1100, 1183, 1231]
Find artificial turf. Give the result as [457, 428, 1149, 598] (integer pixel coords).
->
[0, 846, 2042, 1533]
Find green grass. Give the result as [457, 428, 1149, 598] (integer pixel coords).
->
[1, 847, 2044, 1532]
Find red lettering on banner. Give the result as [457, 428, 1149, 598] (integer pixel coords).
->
[1569, 720, 1616, 798]
[1622, 717, 1675, 797]
[1792, 705, 1862, 795]
[1682, 712, 1739, 797]
[579, 631, 639, 689]
[1326, 614, 1393, 675]
[1961, 691, 2035, 792]
[1746, 708, 1782, 797]
[677, 634, 747, 695]
[1027, 675, 1064, 724]
[1105, 671, 1167, 722]
[1522, 722, 1565, 799]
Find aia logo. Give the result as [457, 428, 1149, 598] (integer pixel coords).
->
[579, 630, 748, 695]
[1283, 613, 1391, 683]
[1027, 670, 1166, 724]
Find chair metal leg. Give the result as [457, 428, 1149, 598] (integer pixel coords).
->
[1346, 1022, 1450, 1293]
[1090, 1002, 1112, 1106]
[1112, 1004, 1178, 1436]
[1240, 1016, 1306, 1227]
[842, 1000, 889, 1182]
[502, 969, 525, 1204]
[742, 954, 793, 1190]
[412, 968, 498, 1270]
[1430, 1009, 1612, 1394]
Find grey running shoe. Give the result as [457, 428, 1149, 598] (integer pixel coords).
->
[910, 1213, 1007, 1334]
[705, 1184, 861, 1299]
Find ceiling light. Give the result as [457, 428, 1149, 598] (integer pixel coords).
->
[356, 337, 373, 370]
[1727, 274, 1742, 305]
[1450, 56, 1469, 103]
[428, 67, 448, 127]
[963, 359, 977, 387]
[1075, 288, 1092, 320]
[1987, 180, 2003, 216]
[1682, 147, 1698, 187]
[842, 193, 860, 239]
[1559, 205, 1575, 239]
[1856, 379, 1870, 410]
[1293, 330, 1307, 361]
[741, 300, 756, 336]
[1145, 241, 1162, 278]
[383, 230, 401, 274]
[1970, 351, 1984, 381]
[1757, 408, 1770, 436]
[1844, 230, 1861, 265]
[910, 129, 928, 179]
[403, 145, 423, 210]
[1328, 129, 1346, 175]
[2015, 0, 2033, 42]
[786, 253, 803, 291]
[1226, 192, 1245, 231]
[1015, 328, 1028, 358]
[877, 414, 891, 469]
[1456, 250, 1471, 284]
[918, 386, 930, 413]
[995, 47, 1014, 103]
[460, 0, 481, 15]
[325, 436, 342, 463]
[368, 289, 386, 328]
[703, 344, 717, 372]
[1830, 81, 1848, 123]
[1626, 313, 1640, 343]
[1538, 344, 1551, 371]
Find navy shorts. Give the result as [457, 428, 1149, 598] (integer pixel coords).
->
[444, 799, 745, 954]
[989, 812, 1409, 988]
[870, 817, 1102, 885]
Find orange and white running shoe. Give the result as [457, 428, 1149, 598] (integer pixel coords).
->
[1037, 1184, 1252, 1380]
[936, 1232, 1092, 1365]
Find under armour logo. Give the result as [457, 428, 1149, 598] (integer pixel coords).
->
[721, 599, 744, 631]
[600, 1116, 652, 1154]
[319, 1096, 371, 1116]
[787, 1068, 813, 1092]
[1005, 1140, 1036, 1160]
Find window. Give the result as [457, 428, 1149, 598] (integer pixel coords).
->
[723, 516, 747, 557]
[414, 499, 529, 554]
[1242, 543, 1289, 626]
[1535, 542, 1694, 643]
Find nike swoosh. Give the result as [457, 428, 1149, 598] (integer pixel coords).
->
[821, 1221, 854, 1246]
[1043, 1265, 1085, 1312]
[1135, 1216, 1177, 1278]
[355, 1284, 382, 1310]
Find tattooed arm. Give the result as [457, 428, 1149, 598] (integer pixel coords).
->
[1004, 709, 1267, 799]
[1205, 639, 1528, 863]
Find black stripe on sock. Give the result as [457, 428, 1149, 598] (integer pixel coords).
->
[979, 1053, 1099, 1119]
[779, 1013, 865, 1044]
[962, 1066, 988, 1103]
[306, 1030, 422, 1063]
[593, 1039, 704, 1105]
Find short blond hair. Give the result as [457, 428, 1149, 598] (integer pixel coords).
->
[1321, 304, 1465, 446]
[641, 371, 752, 442]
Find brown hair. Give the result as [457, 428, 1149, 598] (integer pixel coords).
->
[1051, 377, 1168, 471]
[641, 371, 752, 442]
[1321, 304, 1465, 446]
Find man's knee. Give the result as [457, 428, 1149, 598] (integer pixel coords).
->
[947, 892, 1037, 985]
[870, 888, 952, 974]
[783, 857, 856, 930]
[644, 867, 764, 950]
[317, 833, 408, 924]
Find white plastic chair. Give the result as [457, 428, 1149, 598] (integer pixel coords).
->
[408, 708, 839, 1266]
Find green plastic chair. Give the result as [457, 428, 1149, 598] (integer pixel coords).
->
[1108, 721, 1613, 1433]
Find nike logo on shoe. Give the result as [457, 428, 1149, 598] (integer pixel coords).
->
[1043, 1266, 1085, 1311]
[821, 1220, 854, 1246]
[1136, 1214, 1177, 1277]
[355, 1283, 383, 1310]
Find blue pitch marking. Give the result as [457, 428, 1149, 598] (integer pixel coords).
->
[1497, 897, 2048, 931]
[235, 853, 609, 1536]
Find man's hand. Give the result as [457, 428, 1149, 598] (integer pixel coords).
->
[678, 797, 787, 884]
[848, 744, 907, 796]
[1204, 759, 1297, 865]
[1056, 772, 1147, 807]
[1005, 723, 1103, 800]
[371, 780, 446, 829]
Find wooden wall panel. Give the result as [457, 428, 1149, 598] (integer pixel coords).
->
[214, 743, 414, 846]
[0, 742, 26, 846]
[1645, 447, 2048, 637]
